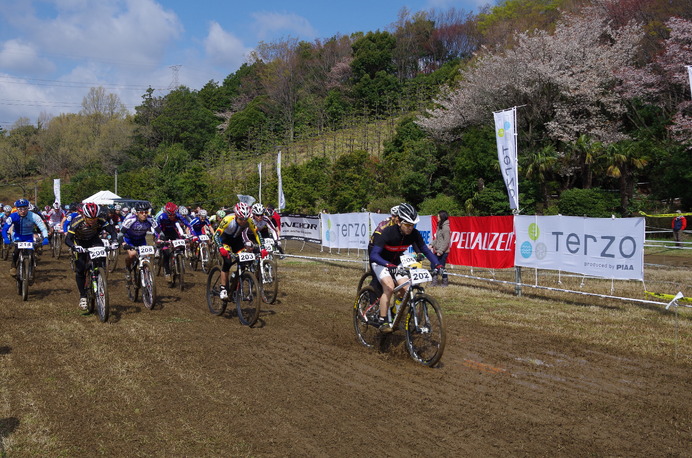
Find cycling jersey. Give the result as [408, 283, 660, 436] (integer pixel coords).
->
[65, 216, 117, 248]
[155, 212, 190, 240]
[188, 217, 212, 237]
[370, 224, 439, 267]
[214, 215, 262, 253]
[120, 213, 157, 247]
[63, 211, 79, 232]
[253, 215, 279, 240]
[2, 211, 48, 243]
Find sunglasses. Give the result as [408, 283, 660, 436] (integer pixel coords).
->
[401, 222, 414, 228]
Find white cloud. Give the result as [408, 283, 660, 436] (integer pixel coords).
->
[250, 11, 318, 41]
[0, 39, 55, 74]
[204, 21, 251, 69]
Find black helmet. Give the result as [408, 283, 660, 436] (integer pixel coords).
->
[397, 203, 420, 225]
[134, 202, 150, 212]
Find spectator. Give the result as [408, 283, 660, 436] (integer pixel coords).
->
[672, 210, 687, 247]
[430, 210, 451, 287]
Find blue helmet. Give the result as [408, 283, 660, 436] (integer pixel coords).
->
[14, 199, 29, 208]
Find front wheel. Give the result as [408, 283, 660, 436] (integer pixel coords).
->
[20, 256, 30, 301]
[259, 258, 278, 304]
[141, 264, 156, 310]
[175, 253, 185, 291]
[107, 247, 118, 273]
[236, 271, 260, 326]
[404, 293, 445, 367]
[200, 243, 210, 273]
[206, 266, 227, 316]
[94, 269, 110, 322]
[353, 286, 381, 349]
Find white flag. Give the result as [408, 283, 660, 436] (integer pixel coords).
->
[53, 178, 61, 205]
[687, 65, 692, 99]
[258, 162, 262, 205]
[277, 150, 286, 211]
[493, 107, 519, 210]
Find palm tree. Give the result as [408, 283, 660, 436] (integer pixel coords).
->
[522, 144, 557, 206]
[603, 141, 649, 214]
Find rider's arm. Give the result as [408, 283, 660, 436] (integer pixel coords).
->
[414, 231, 440, 266]
[31, 212, 49, 239]
[102, 220, 118, 241]
[1, 218, 11, 242]
[369, 245, 391, 267]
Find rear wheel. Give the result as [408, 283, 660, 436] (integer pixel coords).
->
[141, 264, 156, 310]
[356, 270, 375, 295]
[405, 294, 446, 367]
[200, 243, 210, 273]
[127, 266, 139, 302]
[107, 247, 118, 273]
[353, 286, 380, 348]
[259, 258, 278, 304]
[206, 266, 227, 316]
[86, 271, 96, 314]
[95, 269, 110, 322]
[236, 271, 260, 326]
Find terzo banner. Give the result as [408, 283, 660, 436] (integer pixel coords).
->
[321, 213, 370, 249]
[514, 215, 644, 280]
[438, 216, 515, 268]
[280, 214, 321, 243]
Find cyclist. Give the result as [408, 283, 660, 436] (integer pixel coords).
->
[155, 202, 191, 284]
[178, 205, 192, 225]
[369, 203, 442, 332]
[119, 202, 157, 281]
[2, 199, 49, 277]
[368, 205, 399, 255]
[214, 202, 265, 300]
[46, 202, 66, 238]
[189, 209, 212, 237]
[62, 203, 80, 233]
[65, 202, 118, 310]
[250, 203, 282, 254]
[120, 206, 130, 220]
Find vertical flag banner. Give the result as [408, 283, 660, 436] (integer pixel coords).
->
[494, 107, 519, 210]
[53, 178, 61, 205]
[258, 162, 262, 205]
[277, 151, 286, 211]
[687, 65, 692, 99]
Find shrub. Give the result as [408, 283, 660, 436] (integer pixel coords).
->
[557, 188, 618, 217]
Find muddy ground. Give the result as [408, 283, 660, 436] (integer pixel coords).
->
[0, 249, 690, 456]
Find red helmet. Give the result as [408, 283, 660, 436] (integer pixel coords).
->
[164, 202, 178, 215]
[234, 202, 251, 219]
[82, 202, 100, 219]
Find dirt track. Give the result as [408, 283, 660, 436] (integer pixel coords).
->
[0, 250, 690, 456]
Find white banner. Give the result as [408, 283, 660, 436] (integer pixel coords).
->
[687, 65, 692, 99]
[258, 162, 262, 205]
[321, 213, 370, 249]
[494, 107, 519, 209]
[280, 214, 321, 243]
[514, 215, 645, 280]
[368, 213, 433, 253]
[53, 178, 61, 205]
[277, 150, 286, 211]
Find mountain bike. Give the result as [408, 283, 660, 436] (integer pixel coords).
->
[189, 234, 212, 273]
[50, 226, 64, 258]
[206, 251, 261, 326]
[353, 256, 446, 367]
[158, 238, 187, 290]
[250, 239, 278, 304]
[126, 244, 157, 310]
[14, 241, 37, 301]
[80, 245, 111, 322]
[100, 231, 119, 273]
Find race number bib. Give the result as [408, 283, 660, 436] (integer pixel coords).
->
[198, 234, 209, 242]
[172, 239, 186, 248]
[399, 254, 416, 267]
[238, 252, 256, 262]
[17, 242, 34, 250]
[410, 268, 432, 285]
[88, 247, 107, 259]
[138, 245, 155, 256]
[263, 239, 275, 250]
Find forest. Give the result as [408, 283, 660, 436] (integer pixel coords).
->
[0, 0, 690, 217]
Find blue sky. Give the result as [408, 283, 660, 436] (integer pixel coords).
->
[0, 0, 489, 127]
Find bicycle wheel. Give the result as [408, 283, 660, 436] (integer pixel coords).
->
[108, 247, 118, 273]
[175, 253, 185, 291]
[19, 256, 29, 300]
[259, 258, 278, 304]
[141, 264, 156, 310]
[51, 234, 57, 258]
[86, 272, 95, 314]
[94, 269, 110, 322]
[236, 271, 260, 326]
[353, 286, 381, 348]
[190, 247, 199, 271]
[206, 266, 227, 316]
[356, 270, 375, 295]
[405, 293, 446, 367]
[127, 268, 139, 302]
[200, 244, 210, 273]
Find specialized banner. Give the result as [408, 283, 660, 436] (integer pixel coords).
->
[514, 215, 645, 280]
[280, 214, 321, 243]
[494, 107, 519, 210]
[53, 178, 61, 205]
[434, 216, 514, 268]
[321, 212, 370, 249]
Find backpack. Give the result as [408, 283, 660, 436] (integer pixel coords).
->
[673, 217, 683, 231]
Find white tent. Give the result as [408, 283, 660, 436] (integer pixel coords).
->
[82, 190, 121, 205]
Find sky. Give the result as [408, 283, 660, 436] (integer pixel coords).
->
[0, 0, 490, 129]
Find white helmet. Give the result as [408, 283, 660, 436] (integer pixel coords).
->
[179, 206, 189, 216]
[199, 209, 208, 218]
[251, 203, 265, 216]
[397, 203, 420, 224]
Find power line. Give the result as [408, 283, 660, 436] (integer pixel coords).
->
[0, 75, 165, 91]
